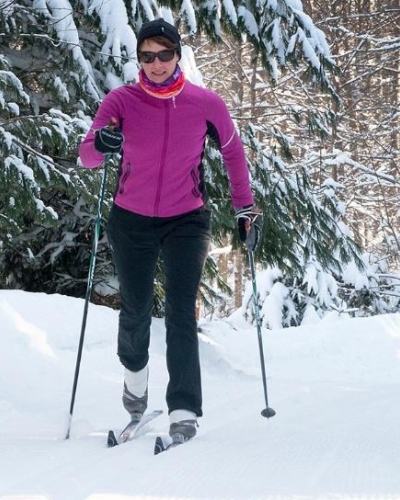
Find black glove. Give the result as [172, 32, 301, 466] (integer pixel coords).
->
[235, 205, 263, 252]
[94, 126, 124, 154]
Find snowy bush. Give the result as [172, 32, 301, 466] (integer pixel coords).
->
[242, 252, 400, 329]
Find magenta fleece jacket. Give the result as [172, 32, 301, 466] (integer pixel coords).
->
[79, 80, 253, 217]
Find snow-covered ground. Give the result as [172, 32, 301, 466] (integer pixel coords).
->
[1, 289, 400, 499]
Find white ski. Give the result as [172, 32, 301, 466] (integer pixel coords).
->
[107, 409, 163, 447]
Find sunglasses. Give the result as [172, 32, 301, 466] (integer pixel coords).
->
[138, 50, 176, 64]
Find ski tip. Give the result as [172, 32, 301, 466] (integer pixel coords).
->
[107, 430, 119, 447]
[154, 436, 166, 455]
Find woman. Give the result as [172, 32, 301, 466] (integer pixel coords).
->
[79, 18, 258, 443]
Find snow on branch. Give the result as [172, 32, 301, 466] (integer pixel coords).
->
[324, 150, 400, 188]
[89, 0, 137, 62]
[32, 0, 100, 100]
[180, 0, 197, 33]
[233, 0, 336, 90]
[0, 71, 30, 104]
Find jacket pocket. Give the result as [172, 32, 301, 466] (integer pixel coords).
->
[190, 167, 201, 197]
[118, 163, 131, 195]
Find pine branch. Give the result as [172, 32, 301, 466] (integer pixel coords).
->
[9, 136, 74, 174]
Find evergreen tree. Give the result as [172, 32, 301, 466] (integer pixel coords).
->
[1, 0, 383, 319]
[0, 1, 115, 295]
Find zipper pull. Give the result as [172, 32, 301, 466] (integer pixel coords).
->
[172, 96, 176, 109]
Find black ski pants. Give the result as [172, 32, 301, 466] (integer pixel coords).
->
[107, 204, 211, 417]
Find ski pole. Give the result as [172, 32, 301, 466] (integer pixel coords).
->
[65, 154, 110, 440]
[248, 250, 276, 418]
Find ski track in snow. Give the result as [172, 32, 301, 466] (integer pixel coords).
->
[1, 290, 400, 500]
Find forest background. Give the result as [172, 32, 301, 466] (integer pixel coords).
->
[0, 0, 399, 328]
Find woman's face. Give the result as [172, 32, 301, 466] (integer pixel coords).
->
[139, 39, 179, 84]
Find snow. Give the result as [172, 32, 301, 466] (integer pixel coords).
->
[0, 70, 30, 103]
[221, 0, 238, 25]
[180, 46, 204, 86]
[54, 77, 70, 103]
[5, 156, 35, 184]
[29, 0, 100, 100]
[7, 102, 19, 116]
[180, 0, 197, 32]
[297, 28, 321, 70]
[1, 289, 400, 499]
[238, 7, 259, 38]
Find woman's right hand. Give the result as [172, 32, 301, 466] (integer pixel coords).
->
[94, 125, 124, 154]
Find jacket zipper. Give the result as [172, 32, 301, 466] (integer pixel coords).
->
[154, 100, 170, 216]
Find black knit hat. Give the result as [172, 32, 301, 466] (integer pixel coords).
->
[136, 19, 181, 59]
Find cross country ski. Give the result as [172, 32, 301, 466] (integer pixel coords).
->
[107, 409, 163, 447]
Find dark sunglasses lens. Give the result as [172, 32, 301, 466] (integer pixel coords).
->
[139, 52, 155, 63]
[139, 50, 175, 63]
[158, 50, 175, 62]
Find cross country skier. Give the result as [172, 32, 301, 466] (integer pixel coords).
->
[79, 18, 261, 444]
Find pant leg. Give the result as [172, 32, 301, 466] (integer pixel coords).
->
[160, 208, 211, 417]
[107, 204, 159, 372]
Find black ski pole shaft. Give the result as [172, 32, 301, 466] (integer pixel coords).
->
[248, 250, 276, 418]
[65, 156, 110, 440]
